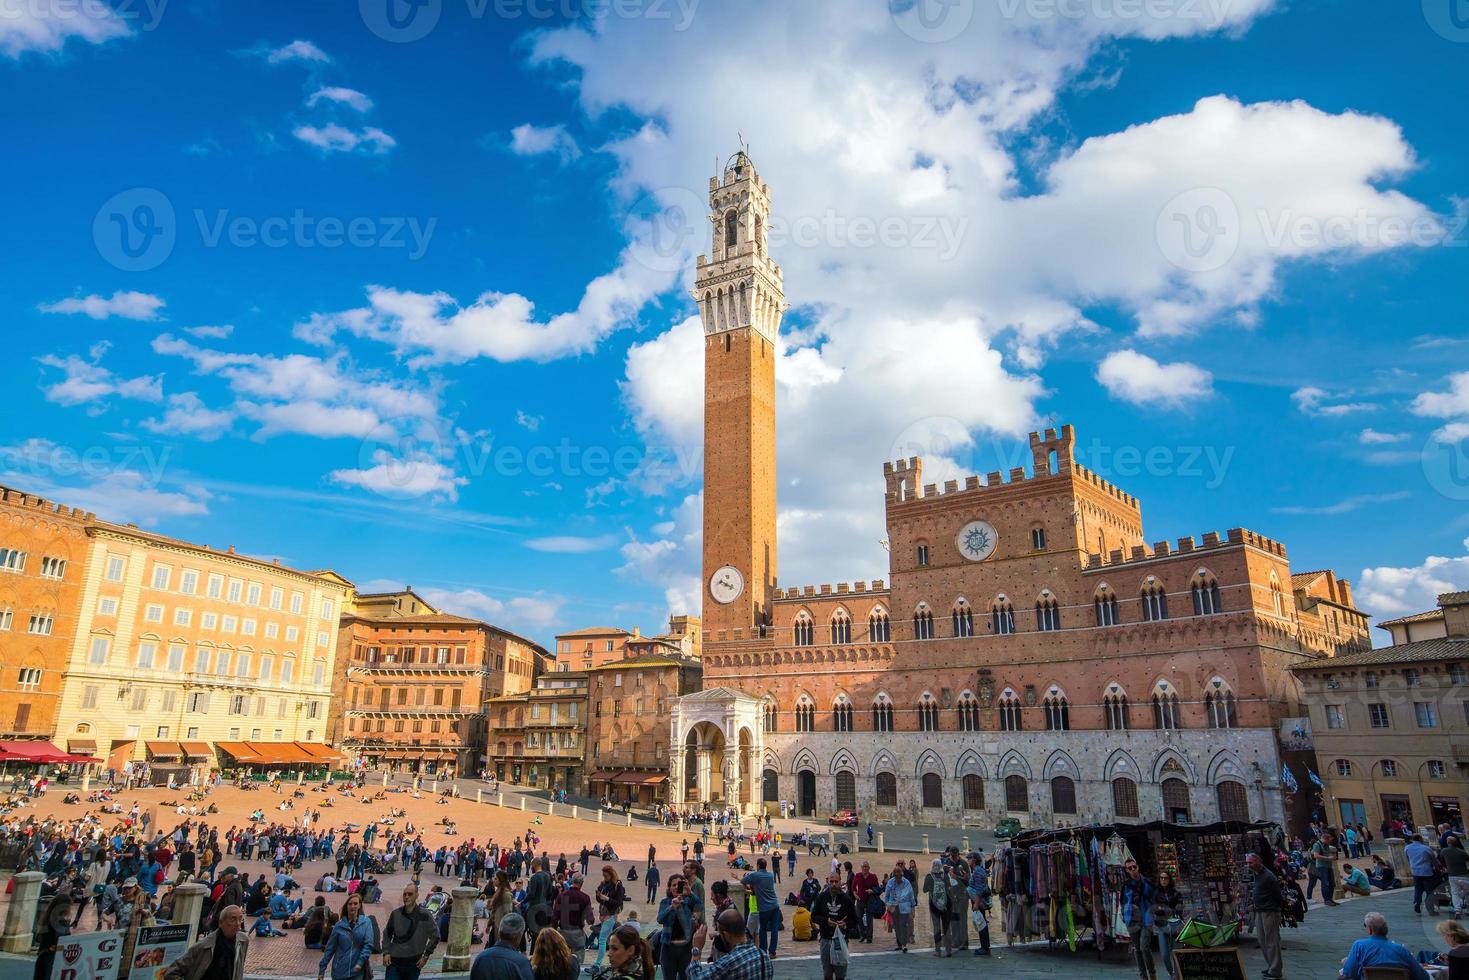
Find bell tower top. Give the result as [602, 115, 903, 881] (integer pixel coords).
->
[694, 150, 784, 343]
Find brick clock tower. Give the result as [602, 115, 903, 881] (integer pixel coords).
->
[696, 151, 783, 635]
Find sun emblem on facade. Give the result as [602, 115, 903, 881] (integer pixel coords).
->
[956, 520, 998, 562]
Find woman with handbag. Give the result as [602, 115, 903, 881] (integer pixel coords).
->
[882, 864, 916, 953]
[1151, 871, 1184, 980]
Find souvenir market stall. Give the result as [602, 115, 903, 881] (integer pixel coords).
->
[990, 819, 1290, 953]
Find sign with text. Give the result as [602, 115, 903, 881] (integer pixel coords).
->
[1174, 946, 1246, 980]
[131, 924, 191, 978]
[50, 929, 122, 980]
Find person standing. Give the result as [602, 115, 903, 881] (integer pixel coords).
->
[810, 871, 857, 980]
[162, 905, 249, 980]
[921, 858, 955, 958]
[965, 854, 992, 958]
[551, 873, 593, 966]
[883, 863, 916, 953]
[1151, 870, 1183, 980]
[740, 857, 781, 959]
[851, 861, 880, 944]
[1309, 832, 1341, 907]
[1120, 859, 1156, 980]
[644, 863, 661, 906]
[1440, 835, 1469, 918]
[318, 893, 374, 980]
[656, 875, 697, 980]
[1405, 834, 1444, 915]
[525, 858, 555, 944]
[686, 909, 773, 980]
[1247, 853, 1285, 980]
[382, 882, 439, 980]
[472, 913, 535, 980]
[32, 895, 72, 980]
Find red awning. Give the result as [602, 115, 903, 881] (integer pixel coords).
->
[587, 771, 622, 782]
[0, 741, 72, 764]
[613, 772, 667, 786]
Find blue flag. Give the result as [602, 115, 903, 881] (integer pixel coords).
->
[1281, 765, 1299, 794]
[1307, 768, 1324, 790]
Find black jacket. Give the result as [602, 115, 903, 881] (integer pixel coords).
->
[1252, 867, 1283, 913]
[810, 887, 858, 941]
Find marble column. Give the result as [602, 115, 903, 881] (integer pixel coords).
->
[171, 882, 210, 944]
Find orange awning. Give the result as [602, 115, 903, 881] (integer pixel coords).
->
[145, 741, 183, 760]
[180, 742, 212, 759]
[68, 739, 97, 756]
[297, 743, 342, 762]
[244, 742, 315, 764]
[215, 742, 261, 762]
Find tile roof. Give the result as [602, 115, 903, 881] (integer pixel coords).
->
[1441, 591, 1469, 605]
[556, 626, 632, 637]
[1376, 609, 1445, 629]
[1289, 637, 1469, 670]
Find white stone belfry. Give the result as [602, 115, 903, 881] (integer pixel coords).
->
[670, 687, 765, 816]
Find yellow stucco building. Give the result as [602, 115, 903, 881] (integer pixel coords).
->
[52, 518, 352, 776]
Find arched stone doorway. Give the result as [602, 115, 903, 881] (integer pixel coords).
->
[798, 769, 817, 816]
[669, 687, 765, 815]
[683, 722, 727, 803]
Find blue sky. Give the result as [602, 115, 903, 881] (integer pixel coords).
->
[3, 0, 1467, 644]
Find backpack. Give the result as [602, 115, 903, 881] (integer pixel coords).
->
[930, 874, 948, 912]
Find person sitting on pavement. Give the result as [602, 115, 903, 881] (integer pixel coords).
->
[1368, 856, 1402, 891]
[1339, 911, 1430, 980]
[1340, 864, 1372, 897]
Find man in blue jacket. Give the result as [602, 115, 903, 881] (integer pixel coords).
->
[1339, 912, 1429, 980]
[471, 913, 533, 980]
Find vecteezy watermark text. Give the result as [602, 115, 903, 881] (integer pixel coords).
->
[358, 0, 698, 43]
[94, 187, 436, 271]
[1, 0, 168, 31]
[0, 441, 171, 488]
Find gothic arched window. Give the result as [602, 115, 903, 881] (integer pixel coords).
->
[1191, 571, 1223, 615]
[1095, 586, 1120, 627]
[794, 696, 814, 733]
[957, 693, 980, 732]
[1036, 593, 1061, 632]
[872, 695, 894, 733]
[1151, 683, 1181, 730]
[1140, 578, 1169, 621]
[1043, 690, 1070, 731]
[917, 694, 939, 732]
[913, 605, 934, 641]
[724, 210, 738, 248]
[990, 597, 1015, 635]
[952, 600, 975, 637]
[833, 696, 853, 733]
[830, 610, 852, 645]
[998, 691, 1023, 732]
[793, 613, 814, 647]
[1205, 678, 1238, 729]
[868, 608, 891, 643]
[1104, 687, 1130, 731]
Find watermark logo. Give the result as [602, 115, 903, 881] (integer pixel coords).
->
[1422, 423, 1469, 501]
[93, 187, 437, 270]
[359, 0, 442, 42]
[891, 0, 975, 43]
[1423, 0, 1469, 42]
[93, 187, 175, 272]
[1155, 186, 1239, 273]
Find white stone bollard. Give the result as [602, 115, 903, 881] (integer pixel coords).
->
[382, 771, 389, 787]
[962, 836, 971, 853]
[851, 830, 860, 853]
[571, 806, 578, 819]
[598, 810, 604, 824]
[547, 800, 555, 816]
[477, 789, 483, 803]
[0, 872, 44, 953]
[498, 792, 504, 807]
[877, 832, 885, 853]
[171, 882, 210, 945]
[922, 834, 930, 855]
[442, 886, 479, 971]
[626, 813, 633, 827]
[520, 797, 526, 811]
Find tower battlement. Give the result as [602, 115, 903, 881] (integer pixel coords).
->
[1082, 526, 1287, 569]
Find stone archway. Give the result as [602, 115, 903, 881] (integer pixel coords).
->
[683, 722, 728, 803]
[670, 687, 765, 815]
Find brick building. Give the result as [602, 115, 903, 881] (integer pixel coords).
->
[587, 652, 702, 805]
[674, 152, 1370, 831]
[334, 589, 549, 777]
[553, 626, 633, 672]
[484, 670, 589, 792]
[1292, 591, 1469, 831]
[0, 487, 92, 749]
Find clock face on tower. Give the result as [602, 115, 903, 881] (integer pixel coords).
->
[956, 521, 999, 562]
[709, 565, 745, 604]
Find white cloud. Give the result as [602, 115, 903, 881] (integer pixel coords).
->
[417, 586, 565, 635]
[38, 347, 162, 409]
[0, 438, 209, 527]
[39, 291, 164, 321]
[1359, 428, 1408, 445]
[0, 0, 133, 58]
[1095, 349, 1213, 406]
[297, 244, 678, 364]
[183, 324, 234, 339]
[265, 39, 330, 65]
[150, 333, 441, 444]
[509, 123, 581, 163]
[329, 450, 467, 501]
[141, 392, 235, 441]
[293, 124, 396, 155]
[515, 410, 542, 432]
[307, 87, 373, 112]
[1271, 491, 1410, 516]
[1357, 538, 1469, 620]
[524, 534, 619, 553]
[1290, 386, 1374, 417]
[1413, 372, 1469, 420]
[616, 492, 703, 622]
